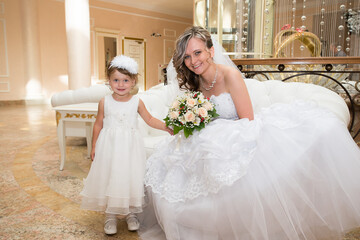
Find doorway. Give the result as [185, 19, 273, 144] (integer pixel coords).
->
[122, 37, 146, 91]
[95, 29, 120, 83]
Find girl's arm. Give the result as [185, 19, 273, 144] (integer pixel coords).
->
[225, 67, 254, 120]
[91, 98, 105, 160]
[138, 99, 173, 135]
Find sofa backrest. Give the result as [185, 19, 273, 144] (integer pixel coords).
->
[244, 79, 350, 125]
[51, 79, 350, 127]
[51, 84, 112, 107]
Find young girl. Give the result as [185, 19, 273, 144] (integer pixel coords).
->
[80, 55, 172, 235]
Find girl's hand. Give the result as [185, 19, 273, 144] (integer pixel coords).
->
[91, 148, 96, 161]
[166, 126, 174, 135]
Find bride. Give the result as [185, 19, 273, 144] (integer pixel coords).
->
[139, 26, 360, 240]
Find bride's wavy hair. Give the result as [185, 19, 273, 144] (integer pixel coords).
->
[173, 26, 213, 91]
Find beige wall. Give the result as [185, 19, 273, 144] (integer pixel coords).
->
[0, 0, 26, 101]
[0, 0, 192, 102]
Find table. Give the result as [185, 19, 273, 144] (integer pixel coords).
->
[53, 103, 98, 170]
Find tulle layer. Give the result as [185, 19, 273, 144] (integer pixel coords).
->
[140, 101, 360, 240]
[81, 196, 144, 215]
[144, 100, 338, 203]
[145, 117, 259, 202]
[80, 128, 146, 215]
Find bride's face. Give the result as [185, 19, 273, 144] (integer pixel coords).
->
[184, 37, 214, 75]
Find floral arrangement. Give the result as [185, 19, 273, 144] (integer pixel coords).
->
[164, 91, 219, 138]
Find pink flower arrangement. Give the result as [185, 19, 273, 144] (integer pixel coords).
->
[164, 91, 219, 138]
[281, 24, 291, 30]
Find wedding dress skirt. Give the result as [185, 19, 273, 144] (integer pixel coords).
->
[139, 93, 360, 240]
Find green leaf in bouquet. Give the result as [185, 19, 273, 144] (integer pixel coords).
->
[173, 125, 183, 135]
[209, 109, 219, 118]
[194, 125, 204, 132]
[164, 116, 170, 126]
[184, 127, 193, 138]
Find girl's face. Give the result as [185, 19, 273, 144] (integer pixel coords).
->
[184, 37, 214, 75]
[109, 70, 135, 98]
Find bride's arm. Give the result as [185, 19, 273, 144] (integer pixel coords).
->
[225, 67, 254, 120]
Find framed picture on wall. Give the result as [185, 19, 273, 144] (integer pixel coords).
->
[164, 39, 175, 64]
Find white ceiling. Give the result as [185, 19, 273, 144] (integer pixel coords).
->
[99, 0, 194, 19]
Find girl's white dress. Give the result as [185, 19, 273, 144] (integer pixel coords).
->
[81, 95, 146, 215]
[139, 93, 360, 240]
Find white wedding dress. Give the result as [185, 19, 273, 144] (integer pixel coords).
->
[138, 38, 360, 239]
[139, 90, 360, 240]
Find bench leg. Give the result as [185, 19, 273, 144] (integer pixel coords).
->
[86, 122, 93, 158]
[57, 120, 66, 171]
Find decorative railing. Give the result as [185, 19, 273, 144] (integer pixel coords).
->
[233, 57, 360, 140]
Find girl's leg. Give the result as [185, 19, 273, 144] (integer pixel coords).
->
[104, 213, 118, 235]
[126, 213, 140, 231]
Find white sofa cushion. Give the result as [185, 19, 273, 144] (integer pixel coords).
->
[244, 79, 350, 125]
[51, 84, 112, 107]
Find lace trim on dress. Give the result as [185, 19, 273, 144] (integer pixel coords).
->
[210, 93, 239, 120]
[145, 131, 258, 203]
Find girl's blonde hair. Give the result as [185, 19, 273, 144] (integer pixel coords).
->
[106, 67, 138, 84]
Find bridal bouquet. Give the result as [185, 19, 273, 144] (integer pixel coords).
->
[164, 91, 219, 138]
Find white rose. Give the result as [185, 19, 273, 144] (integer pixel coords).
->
[169, 111, 179, 120]
[202, 101, 213, 111]
[197, 95, 205, 104]
[184, 111, 195, 122]
[198, 107, 208, 118]
[172, 100, 180, 109]
[186, 98, 196, 108]
[184, 92, 192, 98]
[179, 115, 186, 124]
[194, 117, 201, 126]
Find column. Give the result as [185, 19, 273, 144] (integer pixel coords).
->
[253, 0, 265, 58]
[65, 0, 91, 90]
[20, 0, 43, 102]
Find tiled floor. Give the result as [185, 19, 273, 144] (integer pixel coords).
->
[0, 104, 360, 239]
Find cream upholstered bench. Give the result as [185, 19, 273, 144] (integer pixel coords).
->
[51, 79, 349, 169]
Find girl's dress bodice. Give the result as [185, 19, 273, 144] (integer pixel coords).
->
[103, 95, 139, 130]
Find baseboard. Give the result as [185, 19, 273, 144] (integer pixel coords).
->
[0, 100, 26, 106]
[25, 98, 48, 105]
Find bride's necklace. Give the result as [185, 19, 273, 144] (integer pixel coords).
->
[202, 66, 218, 91]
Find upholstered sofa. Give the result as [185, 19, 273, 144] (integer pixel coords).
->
[51, 79, 350, 157]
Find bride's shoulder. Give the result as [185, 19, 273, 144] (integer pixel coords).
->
[218, 64, 241, 76]
[218, 64, 243, 83]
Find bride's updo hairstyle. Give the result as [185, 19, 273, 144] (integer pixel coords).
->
[173, 26, 213, 91]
